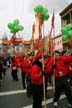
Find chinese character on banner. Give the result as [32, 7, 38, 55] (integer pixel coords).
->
[53, 36, 63, 51]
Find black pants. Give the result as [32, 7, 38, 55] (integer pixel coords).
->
[54, 76, 72, 105]
[26, 74, 31, 97]
[12, 69, 18, 81]
[45, 77, 48, 91]
[48, 74, 52, 84]
[31, 84, 43, 108]
[0, 72, 2, 80]
[21, 72, 26, 89]
[3, 67, 6, 76]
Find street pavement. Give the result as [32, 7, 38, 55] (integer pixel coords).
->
[0, 67, 72, 108]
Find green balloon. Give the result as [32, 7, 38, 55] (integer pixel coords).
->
[43, 8, 48, 14]
[14, 19, 19, 25]
[34, 5, 43, 13]
[19, 25, 24, 31]
[43, 14, 49, 21]
[67, 24, 72, 30]
[68, 30, 72, 37]
[61, 27, 68, 35]
[10, 29, 15, 33]
[8, 23, 14, 29]
[14, 25, 19, 32]
[62, 34, 69, 41]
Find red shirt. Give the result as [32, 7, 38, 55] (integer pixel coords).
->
[31, 64, 43, 85]
[45, 57, 53, 75]
[44, 56, 72, 78]
[11, 61, 18, 70]
[20, 61, 26, 73]
[54, 56, 72, 78]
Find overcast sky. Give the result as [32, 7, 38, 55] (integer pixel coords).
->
[0, 0, 71, 40]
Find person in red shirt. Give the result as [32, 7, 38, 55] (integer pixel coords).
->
[23, 54, 32, 97]
[51, 50, 72, 107]
[20, 56, 26, 89]
[30, 52, 43, 108]
[44, 54, 53, 98]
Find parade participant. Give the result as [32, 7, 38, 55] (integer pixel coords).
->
[20, 56, 26, 89]
[11, 56, 19, 81]
[44, 53, 53, 98]
[26, 51, 38, 97]
[25, 53, 33, 97]
[52, 50, 72, 107]
[60, 50, 70, 79]
[30, 52, 43, 108]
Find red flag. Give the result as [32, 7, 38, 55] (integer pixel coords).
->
[31, 23, 35, 50]
[51, 12, 54, 28]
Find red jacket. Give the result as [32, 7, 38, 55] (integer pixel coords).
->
[20, 61, 26, 73]
[20, 58, 31, 74]
[44, 56, 72, 78]
[25, 59, 32, 74]
[31, 64, 43, 85]
[11, 61, 18, 70]
[45, 57, 54, 75]
[53, 56, 72, 78]
[15, 57, 20, 67]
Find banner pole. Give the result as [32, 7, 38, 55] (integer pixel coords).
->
[42, 21, 46, 108]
